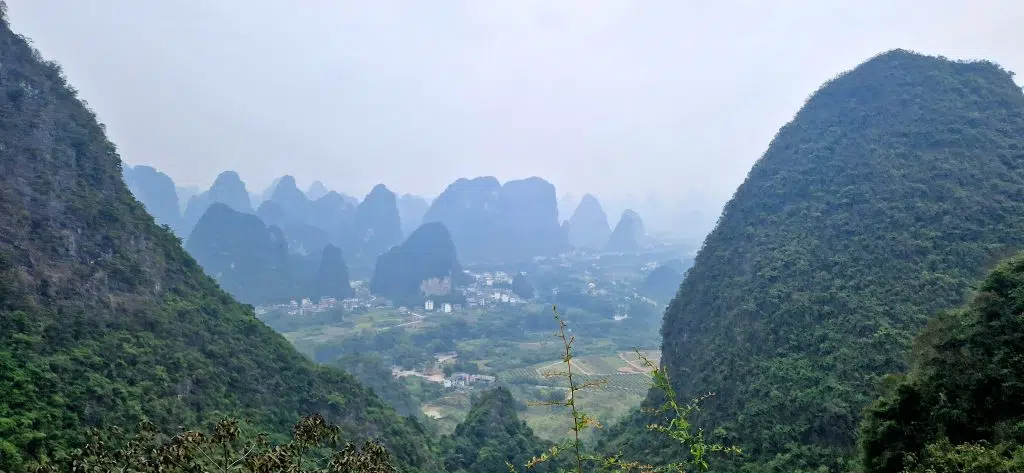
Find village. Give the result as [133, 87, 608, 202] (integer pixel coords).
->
[391, 352, 497, 390]
[254, 269, 529, 318]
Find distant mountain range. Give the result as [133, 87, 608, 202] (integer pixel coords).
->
[0, 15, 440, 471]
[123, 169, 663, 297]
[421, 176, 571, 263]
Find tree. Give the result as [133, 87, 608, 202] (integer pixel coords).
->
[35, 415, 395, 473]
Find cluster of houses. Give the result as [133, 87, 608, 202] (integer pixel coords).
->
[255, 296, 349, 316]
[390, 352, 497, 391]
[422, 299, 452, 313]
[259, 270, 532, 317]
[442, 373, 496, 389]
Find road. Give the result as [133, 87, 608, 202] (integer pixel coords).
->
[377, 310, 427, 331]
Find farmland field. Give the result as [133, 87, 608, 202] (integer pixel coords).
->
[261, 273, 672, 444]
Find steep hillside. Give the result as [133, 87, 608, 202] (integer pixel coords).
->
[606, 209, 646, 252]
[181, 170, 253, 234]
[440, 387, 560, 473]
[0, 13, 440, 472]
[609, 50, 1024, 472]
[334, 353, 420, 418]
[860, 253, 1024, 473]
[370, 222, 464, 305]
[121, 164, 183, 235]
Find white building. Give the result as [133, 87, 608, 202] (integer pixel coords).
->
[442, 303, 452, 313]
[425, 300, 435, 311]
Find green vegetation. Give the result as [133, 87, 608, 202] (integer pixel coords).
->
[0, 11, 438, 472]
[14, 2, 1024, 470]
[604, 50, 1024, 472]
[333, 353, 421, 418]
[514, 309, 739, 473]
[33, 415, 396, 473]
[440, 387, 564, 473]
[859, 253, 1024, 473]
[270, 298, 662, 441]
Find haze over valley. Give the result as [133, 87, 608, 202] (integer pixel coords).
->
[4, 2, 1024, 473]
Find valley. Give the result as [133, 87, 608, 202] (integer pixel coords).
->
[4, 3, 1024, 472]
[256, 249, 684, 441]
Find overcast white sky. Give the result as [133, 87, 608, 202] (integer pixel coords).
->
[6, 1, 1024, 224]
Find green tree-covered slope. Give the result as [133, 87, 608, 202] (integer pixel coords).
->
[860, 253, 1024, 473]
[0, 10, 439, 472]
[440, 387, 561, 473]
[604, 50, 1024, 472]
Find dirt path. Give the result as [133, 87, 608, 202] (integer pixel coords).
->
[618, 352, 650, 374]
[535, 359, 593, 376]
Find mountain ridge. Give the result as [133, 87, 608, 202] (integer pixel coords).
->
[601, 49, 1024, 472]
[0, 14, 440, 472]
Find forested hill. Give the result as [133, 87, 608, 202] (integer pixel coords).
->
[860, 253, 1024, 473]
[0, 11, 440, 472]
[603, 50, 1024, 472]
[440, 387, 562, 473]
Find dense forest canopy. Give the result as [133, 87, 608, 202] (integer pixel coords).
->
[0, 13, 440, 472]
[859, 253, 1024, 473]
[604, 49, 1024, 472]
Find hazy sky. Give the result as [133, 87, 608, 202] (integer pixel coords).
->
[6, 1, 1024, 214]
